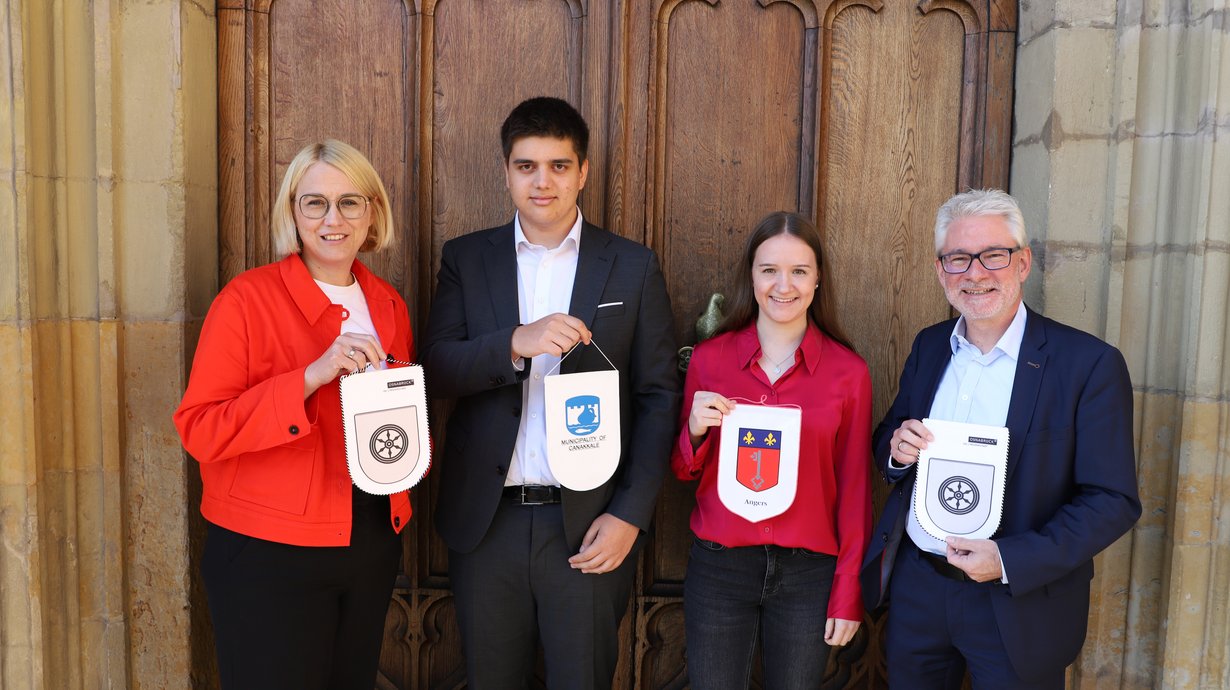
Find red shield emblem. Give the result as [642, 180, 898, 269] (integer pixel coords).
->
[736, 428, 780, 492]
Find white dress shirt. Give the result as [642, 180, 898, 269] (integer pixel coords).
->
[906, 302, 1027, 557]
[506, 209, 584, 487]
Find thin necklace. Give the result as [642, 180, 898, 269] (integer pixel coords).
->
[762, 349, 797, 375]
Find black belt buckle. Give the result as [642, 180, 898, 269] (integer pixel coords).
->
[506, 484, 561, 505]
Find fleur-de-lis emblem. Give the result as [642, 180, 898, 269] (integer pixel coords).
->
[764, 433, 777, 447]
[742, 431, 756, 445]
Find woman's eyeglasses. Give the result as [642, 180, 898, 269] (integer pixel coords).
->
[297, 194, 369, 220]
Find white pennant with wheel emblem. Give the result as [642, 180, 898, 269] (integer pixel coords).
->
[340, 362, 431, 495]
[913, 418, 1008, 541]
[915, 418, 1008, 541]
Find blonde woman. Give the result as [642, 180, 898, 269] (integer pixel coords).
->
[175, 140, 412, 689]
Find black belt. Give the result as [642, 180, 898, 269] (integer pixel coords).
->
[502, 484, 562, 505]
[918, 547, 972, 582]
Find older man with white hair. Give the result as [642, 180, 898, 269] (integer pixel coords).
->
[861, 189, 1141, 689]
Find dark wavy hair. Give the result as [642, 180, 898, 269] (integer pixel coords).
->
[712, 211, 854, 352]
[500, 96, 590, 163]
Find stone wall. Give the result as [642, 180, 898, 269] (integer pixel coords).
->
[0, 0, 216, 687]
[1013, 0, 1229, 688]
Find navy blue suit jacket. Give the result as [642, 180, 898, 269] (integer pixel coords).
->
[860, 306, 1140, 677]
[422, 221, 680, 554]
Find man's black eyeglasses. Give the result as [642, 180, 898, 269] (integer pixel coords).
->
[938, 246, 1023, 274]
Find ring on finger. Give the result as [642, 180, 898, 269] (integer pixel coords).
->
[347, 349, 356, 357]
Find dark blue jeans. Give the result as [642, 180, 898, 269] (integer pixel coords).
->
[684, 538, 837, 689]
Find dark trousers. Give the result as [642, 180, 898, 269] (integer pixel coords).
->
[202, 491, 402, 690]
[448, 498, 637, 690]
[885, 541, 1064, 690]
[683, 538, 837, 690]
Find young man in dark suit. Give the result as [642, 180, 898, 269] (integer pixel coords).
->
[860, 189, 1141, 689]
[422, 97, 680, 689]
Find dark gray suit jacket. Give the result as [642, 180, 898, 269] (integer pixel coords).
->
[422, 221, 680, 553]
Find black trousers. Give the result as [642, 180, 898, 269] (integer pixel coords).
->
[202, 489, 402, 690]
[449, 498, 638, 690]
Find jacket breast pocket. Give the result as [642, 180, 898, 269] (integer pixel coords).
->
[1023, 425, 1073, 447]
[594, 302, 626, 319]
[228, 434, 316, 515]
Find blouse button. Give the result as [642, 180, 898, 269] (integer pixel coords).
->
[288, 425, 299, 435]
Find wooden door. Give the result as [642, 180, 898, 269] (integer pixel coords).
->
[216, 1, 1016, 687]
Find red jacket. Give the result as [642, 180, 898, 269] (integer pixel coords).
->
[174, 254, 413, 546]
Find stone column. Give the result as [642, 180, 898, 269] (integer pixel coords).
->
[1013, 0, 1229, 688]
[0, 1, 216, 687]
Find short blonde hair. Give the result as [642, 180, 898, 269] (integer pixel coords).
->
[270, 140, 395, 259]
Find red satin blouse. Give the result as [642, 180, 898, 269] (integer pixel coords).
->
[672, 322, 873, 620]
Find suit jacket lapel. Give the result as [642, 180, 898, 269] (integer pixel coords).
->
[1004, 308, 1047, 481]
[483, 223, 521, 331]
[564, 223, 614, 374]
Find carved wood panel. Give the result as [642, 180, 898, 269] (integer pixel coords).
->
[216, 1, 1017, 687]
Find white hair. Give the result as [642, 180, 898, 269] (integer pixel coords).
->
[934, 188, 1027, 253]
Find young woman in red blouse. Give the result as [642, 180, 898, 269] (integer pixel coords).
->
[174, 140, 413, 689]
[672, 211, 873, 688]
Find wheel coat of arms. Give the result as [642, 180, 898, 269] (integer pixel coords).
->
[938, 475, 979, 515]
[369, 424, 408, 464]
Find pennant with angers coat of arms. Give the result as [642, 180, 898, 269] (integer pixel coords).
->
[717, 404, 801, 523]
[736, 428, 781, 492]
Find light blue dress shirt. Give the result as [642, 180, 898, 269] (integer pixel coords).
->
[905, 302, 1027, 557]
